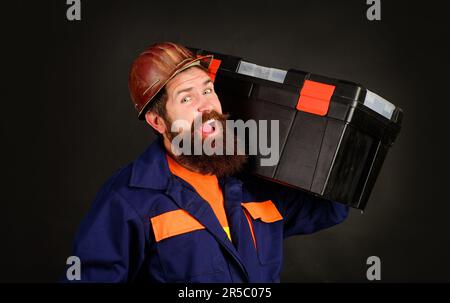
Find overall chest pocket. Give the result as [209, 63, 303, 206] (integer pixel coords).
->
[242, 201, 284, 266]
[150, 209, 226, 282]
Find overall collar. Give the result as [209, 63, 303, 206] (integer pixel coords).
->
[129, 137, 172, 190]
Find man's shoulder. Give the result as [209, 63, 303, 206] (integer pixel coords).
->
[92, 158, 170, 218]
[101, 162, 133, 195]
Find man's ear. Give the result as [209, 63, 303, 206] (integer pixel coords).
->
[145, 111, 167, 135]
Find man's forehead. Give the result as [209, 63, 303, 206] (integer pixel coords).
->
[166, 67, 211, 92]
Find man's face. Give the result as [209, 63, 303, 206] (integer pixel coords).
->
[149, 66, 247, 177]
[164, 66, 223, 138]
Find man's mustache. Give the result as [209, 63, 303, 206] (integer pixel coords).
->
[191, 111, 229, 131]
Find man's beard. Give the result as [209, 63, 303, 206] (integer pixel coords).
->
[164, 110, 248, 178]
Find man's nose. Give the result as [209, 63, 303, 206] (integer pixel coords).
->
[196, 95, 214, 113]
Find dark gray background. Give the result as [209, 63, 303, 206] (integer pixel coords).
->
[2, 0, 449, 282]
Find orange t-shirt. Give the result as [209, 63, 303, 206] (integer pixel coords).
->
[166, 154, 232, 241]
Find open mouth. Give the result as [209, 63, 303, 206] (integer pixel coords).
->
[201, 119, 218, 137]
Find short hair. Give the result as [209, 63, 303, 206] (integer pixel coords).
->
[146, 88, 169, 137]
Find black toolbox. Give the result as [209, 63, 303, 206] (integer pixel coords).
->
[190, 47, 403, 210]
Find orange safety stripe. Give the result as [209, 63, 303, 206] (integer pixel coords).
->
[150, 209, 205, 242]
[296, 80, 335, 116]
[241, 200, 283, 223]
[243, 208, 257, 250]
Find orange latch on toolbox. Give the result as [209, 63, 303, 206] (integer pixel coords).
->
[297, 80, 335, 116]
[207, 58, 221, 82]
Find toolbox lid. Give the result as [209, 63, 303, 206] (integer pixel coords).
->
[189, 46, 402, 127]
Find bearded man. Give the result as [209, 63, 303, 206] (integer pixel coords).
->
[65, 42, 349, 283]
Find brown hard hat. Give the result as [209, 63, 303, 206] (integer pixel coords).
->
[128, 42, 213, 120]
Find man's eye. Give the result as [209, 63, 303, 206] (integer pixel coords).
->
[203, 88, 212, 95]
[181, 96, 191, 103]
